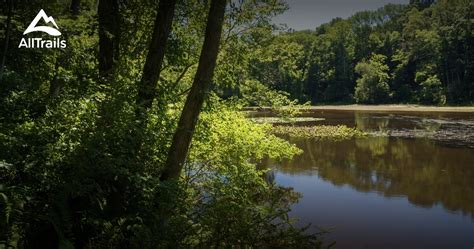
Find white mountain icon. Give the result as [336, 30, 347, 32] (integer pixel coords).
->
[23, 9, 61, 36]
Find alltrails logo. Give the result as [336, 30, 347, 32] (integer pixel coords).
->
[19, 9, 66, 49]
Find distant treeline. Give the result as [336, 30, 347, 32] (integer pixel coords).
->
[247, 0, 473, 105]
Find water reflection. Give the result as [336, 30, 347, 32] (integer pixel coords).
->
[274, 137, 474, 217]
[302, 110, 474, 148]
[264, 110, 474, 248]
[355, 112, 390, 132]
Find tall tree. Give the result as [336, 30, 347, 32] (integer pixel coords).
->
[135, 0, 178, 113]
[98, 0, 120, 82]
[161, 0, 227, 181]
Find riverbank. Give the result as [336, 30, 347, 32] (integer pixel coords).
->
[244, 105, 474, 113]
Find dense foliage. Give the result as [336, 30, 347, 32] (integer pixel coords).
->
[0, 0, 327, 248]
[252, 0, 473, 105]
[354, 54, 390, 104]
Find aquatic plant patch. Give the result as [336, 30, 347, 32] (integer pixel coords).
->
[272, 125, 367, 140]
[249, 117, 325, 124]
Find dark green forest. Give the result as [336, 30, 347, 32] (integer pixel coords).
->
[251, 0, 474, 105]
[0, 0, 472, 248]
[0, 0, 323, 248]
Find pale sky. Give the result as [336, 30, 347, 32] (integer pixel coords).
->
[273, 0, 410, 30]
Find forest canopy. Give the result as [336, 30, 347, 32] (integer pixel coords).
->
[253, 0, 473, 105]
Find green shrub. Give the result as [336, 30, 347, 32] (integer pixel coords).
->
[354, 54, 391, 104]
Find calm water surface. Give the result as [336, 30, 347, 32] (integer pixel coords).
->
[265, 110, 474, 249]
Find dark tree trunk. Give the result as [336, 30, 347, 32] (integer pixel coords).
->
[135, 0, 178, 113]
[70, 0, 81, 16]
[161, 0, 227, 181]
[98, 0, 120, 82]
[0, 0, 13, 81]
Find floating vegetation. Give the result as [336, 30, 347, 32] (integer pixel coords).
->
[250, 117, 325, 124]
[272, 125, 368, 140]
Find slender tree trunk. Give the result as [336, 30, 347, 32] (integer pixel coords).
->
[161, 0, 227, 181]
[0, 0, 13, 81]
[135, 0, 178, 113]
[98, 0, 120, 82]
[130, 0, 177, 162]
[70, 0, 81, 16]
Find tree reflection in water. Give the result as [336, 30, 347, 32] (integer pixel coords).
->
[271, 136, 474, 217]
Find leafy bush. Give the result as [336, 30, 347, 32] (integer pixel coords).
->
[416, 71, 446, 105]
[354, 54, 391, 104]
[0, 92, 327, 248]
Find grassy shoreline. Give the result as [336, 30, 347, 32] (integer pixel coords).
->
[244, 104, 474, 113]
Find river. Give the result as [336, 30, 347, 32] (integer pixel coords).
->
[263, 110, 474, 249]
